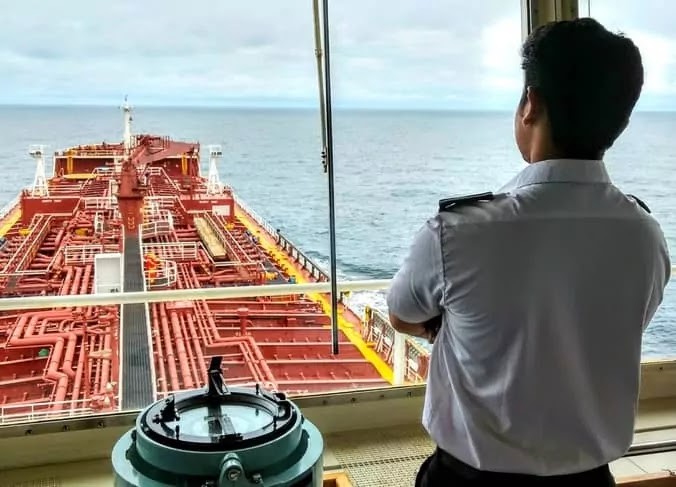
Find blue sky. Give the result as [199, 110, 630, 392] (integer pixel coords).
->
[0, 0, 673, 110]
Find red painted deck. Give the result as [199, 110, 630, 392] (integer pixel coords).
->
[0, 129, 399, 422]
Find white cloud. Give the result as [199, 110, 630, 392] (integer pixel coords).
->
[631, 31, 676, 94]
[480, 16, 523, 92]
[0, 0, 673, 109]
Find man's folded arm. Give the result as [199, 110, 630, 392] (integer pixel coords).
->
[386, 217, 444, 340]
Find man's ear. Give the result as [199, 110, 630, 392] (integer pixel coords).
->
[521, 86, 542, 126]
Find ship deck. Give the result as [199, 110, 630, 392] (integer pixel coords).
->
[0, 134, 425, 422]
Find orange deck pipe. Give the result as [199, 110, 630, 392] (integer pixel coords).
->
[170, 310, 193, 389]
[158, 303, 180, 391]
[237, 308, 249, 335]
[110, 315, 119, 391]
[70, 336, 86, 409]
[178, 313, 200, 388]
[61, 333, 78, 379]
[83, 334, 94, 400]
[185, 313, 208, 383]
[77, 264, 92, 316]
[80, 263, 92, 294]
[60, 267, 74, 295]
[70, 267, 83, 296]
[8, 312, 76, 409]
[92, 334, 104, 393]
[242, 335, 276, 387]
[99, 332, 111, 394]
[45, 339, 69, 408]
[175, 264, 203, 387]
[151, 303, 168, 395]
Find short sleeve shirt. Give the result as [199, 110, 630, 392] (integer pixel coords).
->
[386, 159, 671, 475]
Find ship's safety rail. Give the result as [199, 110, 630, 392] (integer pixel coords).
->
[140, 220, 174, 240]
[143, 207, 174, 228]
[0, 195, 19, 221]
[85, 167, 117, 180]
[145, 195, 177, 210]
[59, 149, 122, 158]
[144, 167, 182, 194]
[94, 212, 105, 234]
[0, 215, 53, 278]
[0, 398, 97, 425]
[82, 196, 116, 212]
[362, 305, 429, 383]
[90, 166, 117, 175]
[64, 244, 104, 265]
[233, 193, 278, 239]
[277, 231, 330, 282]
[144, 258, 178, 289]
[141, 242, 199, 262]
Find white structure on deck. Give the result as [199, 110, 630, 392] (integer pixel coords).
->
[206, 144, 223, 195]
[29, 145, 49, 197]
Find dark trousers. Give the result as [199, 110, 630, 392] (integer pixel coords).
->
[415, 448, 616, 486]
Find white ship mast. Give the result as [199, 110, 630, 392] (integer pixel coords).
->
[29, 144, 49, 197]
[206, 145, 223, 195]
[122, 95, 133, 156]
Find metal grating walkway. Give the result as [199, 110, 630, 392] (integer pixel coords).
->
[326, 424, 434, 487]
[121, 235, 154, 409]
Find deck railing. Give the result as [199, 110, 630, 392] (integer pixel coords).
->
[64, 244, 104, 265]
[276, 231, 330, 282]
[144, 195, 177, 210]
[82, 197, 116, 211]
[140, 220, 173, 240]
[0, 398, 100, 425]
[232, 193, 278, 239]
[0, 196, 19, 221]
[141, 242, 199, 261]
[145, 167, 182, 194]
[144, 259, 178, 289]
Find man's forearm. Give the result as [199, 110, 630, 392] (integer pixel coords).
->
[389, 313, 441, 342]
[389, 313, 427, 337]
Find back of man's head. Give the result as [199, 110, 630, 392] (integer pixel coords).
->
[520, 18, 644, 159]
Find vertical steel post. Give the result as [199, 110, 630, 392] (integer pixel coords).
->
[311, 0, 340, 355]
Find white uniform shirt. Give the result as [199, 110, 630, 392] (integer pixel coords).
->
[387, 159, 671, 475]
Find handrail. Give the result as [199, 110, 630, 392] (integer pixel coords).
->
[0, 264, 674, 311]
[0, 398, 98, 425]
[0, 279, 391, 310]
[233, 193, 278, 239]
[277, 230, 330, 282]
[64, 244, 104, 265]
[0, 196, 19, 220]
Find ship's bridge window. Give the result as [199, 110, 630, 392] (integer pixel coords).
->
[0, 4, 674, 481]
[0, 0, 529, 429]
[581, 0, 676, 358]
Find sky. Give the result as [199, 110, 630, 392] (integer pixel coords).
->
[0, 0, 674, 110]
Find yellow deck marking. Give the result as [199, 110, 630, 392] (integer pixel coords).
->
[235, 205, 394, 384]
[0, 207, 20, 237]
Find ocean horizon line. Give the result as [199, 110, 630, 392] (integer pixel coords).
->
[0, 103, 674, 114]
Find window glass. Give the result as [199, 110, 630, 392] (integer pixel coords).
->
[583, 1, 676, 357]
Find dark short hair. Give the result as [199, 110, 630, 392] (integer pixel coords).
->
[520, 18, 644, 159]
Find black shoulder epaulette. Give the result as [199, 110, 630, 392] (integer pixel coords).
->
[438, 192, 494, 212]
[627, 194, 651, 214]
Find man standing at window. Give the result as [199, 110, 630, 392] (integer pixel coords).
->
[387, 18, 671, 486]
